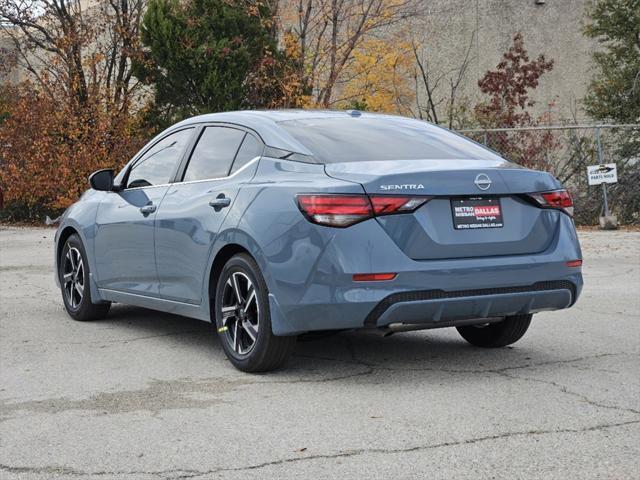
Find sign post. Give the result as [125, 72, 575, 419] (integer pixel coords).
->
[587, 163, 618, 229]
[588, 127, 618, 229]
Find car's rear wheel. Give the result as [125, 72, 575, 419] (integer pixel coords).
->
[456, 314, 532, 348]
[214, 253, 296, 372]
[59, 234, 111, 321]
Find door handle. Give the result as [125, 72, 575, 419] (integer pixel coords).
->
[209, 196, 231, 210]
[139, 204, 157, 215]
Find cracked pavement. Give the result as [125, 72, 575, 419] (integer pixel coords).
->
[1, 227, 639, 479]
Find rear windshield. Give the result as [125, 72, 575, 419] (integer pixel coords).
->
[278, 117, 502, 163]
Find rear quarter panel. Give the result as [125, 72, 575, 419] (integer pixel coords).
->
[211, 157, 363, 331]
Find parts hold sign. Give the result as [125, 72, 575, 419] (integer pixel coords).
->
[587, 163, 618, 186]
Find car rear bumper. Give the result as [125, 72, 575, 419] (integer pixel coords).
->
[264, 215, 583, 335]
[269, 276, 580, 335]
[368, 281, 574, 327]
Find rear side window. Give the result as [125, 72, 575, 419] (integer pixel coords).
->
[278, 117, 502, 163]
[127, 128, 194, 188]
[183, 126, 245, 181]
[230, 133, 262, 174]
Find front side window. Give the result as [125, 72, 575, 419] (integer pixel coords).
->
[183, 127, 246, 182]
[127, 128, 194, 188]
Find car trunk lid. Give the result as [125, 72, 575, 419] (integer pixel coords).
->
[325, 159, 563, 260]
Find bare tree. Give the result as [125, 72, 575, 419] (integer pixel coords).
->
[412, 30, 476, 128]
[0, 0, 146, 114]
[412, 40, 440, 123]
[102, 0, 146, 112]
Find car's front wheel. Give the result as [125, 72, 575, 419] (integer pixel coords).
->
[214, 253, 296, 372]
[59, 233, 111, 321]
[456, 314, 532, 348]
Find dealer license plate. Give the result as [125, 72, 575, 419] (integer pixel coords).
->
[451, 197, 504, 229]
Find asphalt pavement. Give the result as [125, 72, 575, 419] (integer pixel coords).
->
[1, 226, 638, 479]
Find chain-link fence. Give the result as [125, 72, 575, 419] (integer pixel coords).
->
[458, 124, 640, 225]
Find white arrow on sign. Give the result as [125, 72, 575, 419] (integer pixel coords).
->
[587, 163, 618, 186]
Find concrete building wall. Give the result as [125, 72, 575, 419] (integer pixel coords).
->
[419, 0, 597, 123]
[0, 26, 24, 84]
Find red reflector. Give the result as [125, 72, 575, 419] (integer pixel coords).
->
[353, 273, 397, 282]
[566, 259, 582, 267]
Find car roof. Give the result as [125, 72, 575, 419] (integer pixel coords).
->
[178, 109, 378, 123]
[171, 109, 419, 156]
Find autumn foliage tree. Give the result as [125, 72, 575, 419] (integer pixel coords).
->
[341, 37, 415, 114]
[0, 84, 145, 221]
[282, 0, 423, 108]
[473, 33, 557, 170]
[0, 1, 148, 221]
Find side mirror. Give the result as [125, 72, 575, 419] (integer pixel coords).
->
[89, 169, 114, 191]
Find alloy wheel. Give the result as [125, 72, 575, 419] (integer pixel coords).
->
[62, 246, 84, 309]
[220, 271, 259, 355]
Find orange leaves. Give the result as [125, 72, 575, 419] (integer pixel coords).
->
[279, 0, 423, 107]
[341, 37, 415, 114]
[0, 84, 145, 220]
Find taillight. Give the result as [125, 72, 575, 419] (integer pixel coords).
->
[297, 194, 430, 228]
[527, 189, 574, 216]
[369, 195, 430, 214]
[297, 195, 371, 227]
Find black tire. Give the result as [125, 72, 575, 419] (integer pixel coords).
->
[456, 314, 533, 348]
[214, 253, 296, 372]
[58, 234, 111, 321]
